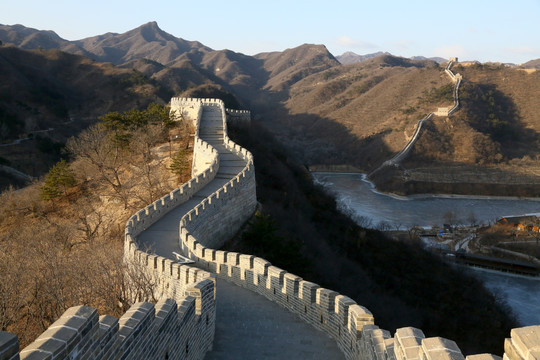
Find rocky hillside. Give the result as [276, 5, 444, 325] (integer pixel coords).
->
[371, 63, 540, 196]
[0, 45, 170, 181]
[336, 51, 390, 65]
[2, 22, 540, 196]
[521, 58, 540, 69]
[262, 55, 450, 169]
[0, 22, 211, 65]
[336, 51, 446, 65]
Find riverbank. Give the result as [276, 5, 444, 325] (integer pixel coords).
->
[467, 267, 540, 326]
[369, 163, 540, 198]
[308, 164, 363, 173]
[312, 172, 540, 229]
[311, 168, 540, 201]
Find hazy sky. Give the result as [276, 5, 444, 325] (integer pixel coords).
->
[2, 0, 539, 64]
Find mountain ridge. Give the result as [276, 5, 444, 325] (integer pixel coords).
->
[336, 51, 447, 65]
[1, 22, 540, 197]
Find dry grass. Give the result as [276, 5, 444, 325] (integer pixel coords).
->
[0, 131, 191, 347]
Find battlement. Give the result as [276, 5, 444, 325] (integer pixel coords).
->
[172, 98, 538, 360]
[373, 58, 462, 175]
[2, 96, 539, 360]
[1, 280, 215, 360]
[435, 107, 450, 116]
[226, 108, 251, 128]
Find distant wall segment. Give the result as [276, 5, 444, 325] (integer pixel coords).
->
[370, 57, 462, 175]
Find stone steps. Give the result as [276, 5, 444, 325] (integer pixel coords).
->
[137, 101, 344, 360]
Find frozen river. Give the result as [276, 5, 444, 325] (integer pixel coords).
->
[468, 268, 540, 326]
[312, 172, 540, 229]
[312, 172, 540, 326]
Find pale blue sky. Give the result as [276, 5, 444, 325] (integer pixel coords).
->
[2, 0, 539, 64]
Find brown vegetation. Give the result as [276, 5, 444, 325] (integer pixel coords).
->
[0, 45, 169, 184]
[0, 104, 192, 347]
[3, 24, 540, 198]
[370, 64, 540, 196]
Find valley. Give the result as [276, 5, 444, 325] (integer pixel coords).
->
[1, 21, 539, 356]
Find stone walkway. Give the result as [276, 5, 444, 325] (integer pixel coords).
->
[204, 278, 344, 360]
[138, 103, 344, 360]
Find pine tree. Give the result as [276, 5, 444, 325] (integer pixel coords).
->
[40, 160, 77, 201]
[169, 149, 191, 180]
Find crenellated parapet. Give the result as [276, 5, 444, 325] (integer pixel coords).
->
[226, 108, 251, 128]
[0, 98, 222, 360]
[370, 57, 462, 175]
[173, 97, 257, 250]
[170, 97, 202, 129]
[2, 95, 540, 360]
[0, 280, 215, 360]
[173, 97, 540, 360]
[444, 59, 462, 115]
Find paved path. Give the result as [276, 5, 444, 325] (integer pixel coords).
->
[204, 278, 344, 360]
[138, 103, 345, 360]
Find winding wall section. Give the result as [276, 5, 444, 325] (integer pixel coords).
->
[2, 97, 539, 360]
[370, 58, 462, 175]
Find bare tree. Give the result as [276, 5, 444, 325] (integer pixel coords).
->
[408, 225, 422, 242]
[74, 200, 113, 245]
[66, 125, 131, 208]
[0, 245, 30, 332]
[128, 126, 169, 204]
[444, 210, 458, 230]
[467, 210, 478, 226]
[377, 221, 392, 231]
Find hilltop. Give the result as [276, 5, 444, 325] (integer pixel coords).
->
[0, 45, 167, 182]
[336, 51, 446, 65]
[370, 63, 540, 196]
[1, 22, 540, 196]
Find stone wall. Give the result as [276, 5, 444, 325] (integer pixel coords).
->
[443, 59, 462, 116]
[170, 98, 202, 127]
[0, 280, 215, 360]
[174, 98, 540, 360]
[435, 107, 450, 116]
[225, 108, 251, 128]
[2, 96, 540, 360]
[192, 137, 220, 178]
[371, 58, 462, 175]
[0, 99, 222, 360]
[172, 98, 257, 250]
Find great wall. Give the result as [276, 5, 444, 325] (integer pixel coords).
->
[370, 58, 463, 175]
[1, 95, 539, 360]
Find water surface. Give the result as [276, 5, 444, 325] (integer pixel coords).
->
[468, 268, 540, 326]
[313, 172, 540, 326]
[313, 172, 540, 229]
